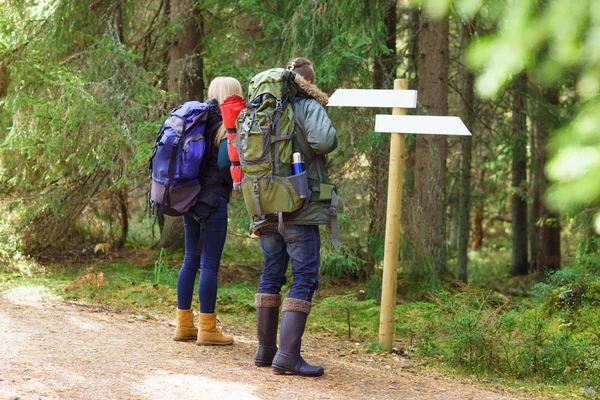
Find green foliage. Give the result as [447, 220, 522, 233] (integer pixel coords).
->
[0, 203, 20, 256]
[44, 257, 177, 311]
[365, 273, 383, 304]
[153, 248, 177, 286]
[126, 212, 158, 249]
[396, 301, 444, 356]
[400, 259, 600, 388]
[573, 252, 600, 274]
[532, 264, 600, 320]
[320, 244, 367, 278]
[216, 282, 257, 315]
[0, 0, 403, 268]
[418, 0, 600, 229]
[546, 99, 600, 215]
[469, 249, 509, 284]
[366, 341, 386, 353]
[2, 1, 599, 391]
[314, 294, 380, 340]
[201, 0, 390, 91]
[401, 234, 444, 298]
[0, 0, 168, 252]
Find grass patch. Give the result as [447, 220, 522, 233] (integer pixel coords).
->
[313, 294, 380, 340]
[397, 269, 600, 395]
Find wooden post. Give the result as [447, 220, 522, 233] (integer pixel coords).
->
[378, 79, 408, 350]
[327, 81, 470, 349]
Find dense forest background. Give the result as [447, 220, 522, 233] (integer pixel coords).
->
[2, 0, 600, 391]
[2, 0, 599, 279]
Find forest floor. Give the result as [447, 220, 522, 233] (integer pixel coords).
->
[0, 284, 542, 400]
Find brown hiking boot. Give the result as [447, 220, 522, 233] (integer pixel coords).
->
[196, 313, 233, 346]
[174, 309, 198, 341]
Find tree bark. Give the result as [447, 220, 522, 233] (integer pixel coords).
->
[448, 206, 459, 250]
[156, 0, 205, 250]
[401, 8, 418, 231]
[167, 0, 205, 100]
[0, 63, 8, 98]
[115, 188, 128, 250]
[447, 144, 461, 251]
[373, 0, 397, 89]
[510, 74, 529, 276]
[408, 11, 449, 277]
[536, 88, 561, 272]
[469, 164, 485, 250]
[529, 110, 541, 270]
[456, 20, 475, 284]
[366, 0, 397, 274]
[0, 63, 8, 118]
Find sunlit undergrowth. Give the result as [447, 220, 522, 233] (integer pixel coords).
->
[399, 258, 600, 394]
[1, 246, 599, 397]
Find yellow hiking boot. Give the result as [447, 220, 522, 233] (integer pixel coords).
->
[173, 309, 198, 341]
[196, 313, 233, 346]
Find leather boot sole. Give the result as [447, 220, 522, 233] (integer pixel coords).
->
[195, 340, 233, 346]
[173, 336, 197, 342]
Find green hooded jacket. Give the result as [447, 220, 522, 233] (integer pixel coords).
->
[250, 76, 338, 232]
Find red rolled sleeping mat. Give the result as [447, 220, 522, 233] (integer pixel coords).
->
[219, 95, 246, 191]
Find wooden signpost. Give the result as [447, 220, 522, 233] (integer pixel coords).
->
[327, 79, 471, 351]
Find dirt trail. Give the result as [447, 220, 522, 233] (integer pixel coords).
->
[0, 285, 537, 400]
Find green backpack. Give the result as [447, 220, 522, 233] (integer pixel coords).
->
[236, 68, 311, 223]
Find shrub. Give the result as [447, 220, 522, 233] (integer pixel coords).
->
[320, 245, 367, 278]
[398, 270, 600, 389]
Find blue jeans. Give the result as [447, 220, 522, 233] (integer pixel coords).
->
[177, 195, 228, 313]
[258, 224, 321, 303]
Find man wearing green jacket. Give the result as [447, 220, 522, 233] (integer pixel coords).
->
[253, 58, 338, 377]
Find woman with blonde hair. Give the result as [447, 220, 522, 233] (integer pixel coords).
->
[173, 77, 243, 345]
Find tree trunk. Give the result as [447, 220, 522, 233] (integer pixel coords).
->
[366, 0, 396, 273]
[510, 74, 529, 276]
[167, 0, 205, 100]
[448, 207, 459, 250]
[447, 143, 461, 251]
[0, 63, 8, 98]
[157, 0, 171, 91]
[401, 8, 418, 231]
[115, 188, 128, 250]
[407, 10, 449, 277]
[0, 63, 8, 119]
[373, 0, 396, 89]
[405, 7, 419, 80]
[469, 164, 485, 250]
[536, 88, 561, 272]
[456, 20, 475, 284]
[156, 0, 205, 250]
[529, 111, 541, 271]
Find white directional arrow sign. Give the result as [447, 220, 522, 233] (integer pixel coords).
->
[328, 89, 417, 108]
[327, 84, 472, 351]
[375, 115, 471, 136]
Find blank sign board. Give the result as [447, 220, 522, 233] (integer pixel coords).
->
[327, 89, 417, 108]
[375, 115, 471, 136]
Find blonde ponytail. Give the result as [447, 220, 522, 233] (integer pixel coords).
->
[207, 77, 243, 146]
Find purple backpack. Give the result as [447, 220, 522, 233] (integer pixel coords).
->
[149, 101, 209, 218]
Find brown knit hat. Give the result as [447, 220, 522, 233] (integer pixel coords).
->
[286, 57, 315, 84]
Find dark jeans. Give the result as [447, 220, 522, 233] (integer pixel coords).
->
[176, 195, 228, 313]
[258, 224, 320, 303]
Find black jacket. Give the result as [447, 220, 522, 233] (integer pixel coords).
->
[196, 98, 232, 208]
